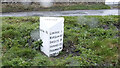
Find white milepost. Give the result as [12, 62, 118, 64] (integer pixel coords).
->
[40, 17, 64, 57]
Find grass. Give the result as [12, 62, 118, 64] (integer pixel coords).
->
[1, 16, 120, 66]
[2, 3, 111, 13]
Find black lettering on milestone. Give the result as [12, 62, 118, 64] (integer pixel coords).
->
[46, 31, 48, 34]
[50, 37, 52, 39]
[60, 39, 62, 41]
[50, 44, 58, 48]
[60, 34, 62, 37]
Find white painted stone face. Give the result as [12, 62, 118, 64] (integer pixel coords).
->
[40, 17, 64, 57]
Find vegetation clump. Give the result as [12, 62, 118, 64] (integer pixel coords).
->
[1, 16, 119, 66]
[2, 3, 111, 13]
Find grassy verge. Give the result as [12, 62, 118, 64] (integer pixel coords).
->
[1, 16, 119, 66]
[2, 3, 111, 13]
